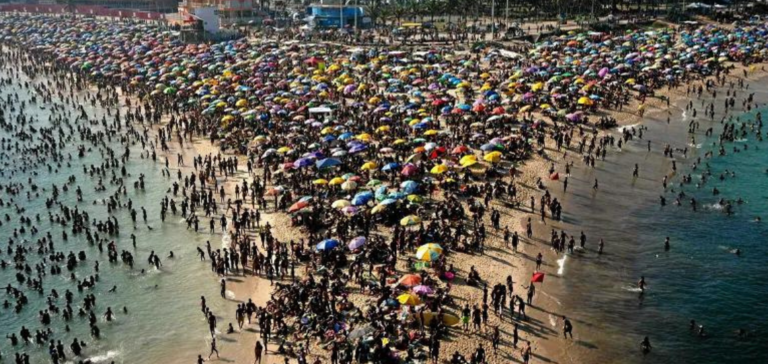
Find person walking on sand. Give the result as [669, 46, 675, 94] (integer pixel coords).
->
[461, 304, 470, 332]
[254, 340, 263, 364]
[563, 316, 573, 339]
[208, 338, 220, 360]
[521, 343, 532, 364]
[593, 178, 599, 190]
[526, 284, 535, 305]
[513, 323, 520, 348]
[429, 335, 440, 364]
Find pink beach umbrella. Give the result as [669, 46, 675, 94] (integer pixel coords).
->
[401, 164, 418, 177]
[412, 285, 434, 295]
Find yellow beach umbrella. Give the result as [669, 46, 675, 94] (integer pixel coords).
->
[407, 195, 424, 204]
[252, 135, 267, 143]
[484, 151, 502, 163]
[361, 161, 378, 171]
[313, 179, 328, 185]
[430, 164, 448, 174]
[329, 177, 345, 185]
[332, 199, 351, 209]
[416, 243, 443, 261]
[371, 204, 388, 214]
[400, 215, 422, 226]
[459, 155, 478, 167]
[397, 293, 422, 306]
[356, 133, 372, 141]
[277, 146, 292, 154]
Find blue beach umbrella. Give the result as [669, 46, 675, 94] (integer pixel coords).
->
[316, 239, 340, 251]
[294, 158, 314, 168]
[382, 162, 400, 171]
[401, 180, 419, 194]
[352, 192, 373, 206]
[316, 158, 342, 169]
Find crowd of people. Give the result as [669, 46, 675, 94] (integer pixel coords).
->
[0, 12, 767, 364]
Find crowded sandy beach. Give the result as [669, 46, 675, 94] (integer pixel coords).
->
[1, 9, 767, 364]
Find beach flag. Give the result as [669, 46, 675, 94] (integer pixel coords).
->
[531, 272, 545, 283]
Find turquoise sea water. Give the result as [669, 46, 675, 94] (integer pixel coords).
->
[0, 60, 238, 363]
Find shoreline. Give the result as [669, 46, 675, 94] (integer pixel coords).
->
[2, 14, 768, 364]
[110, 36, 768, 364]
[139, 57, 768, 364]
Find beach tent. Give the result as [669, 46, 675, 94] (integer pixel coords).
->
[309, 106, 332, 114]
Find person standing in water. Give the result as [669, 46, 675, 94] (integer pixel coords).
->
[641, 336, 652, 354]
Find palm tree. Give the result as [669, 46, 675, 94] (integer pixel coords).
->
[445, 0, 460, 24]
[368, 0, 386, 26]
[406, 0, 425, 22]
[426, 0, 444, 22]
[391, 2, 408, 26]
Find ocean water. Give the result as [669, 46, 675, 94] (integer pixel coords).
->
[3, 48, 768, 364]
[0, 60, 239, 363]
[536, 78, 768, 363]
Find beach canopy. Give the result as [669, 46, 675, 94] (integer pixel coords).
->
[416, 243, 443, 261]
[397, 293, 422, 306]
[316, 158, 341, 169]
[348, 236, 366, 250]
[316, 238, 339, 251]
[412, 285, 434, 295]
[398, 274, 422, 287]
[410, 311, 460, 326]
[400, 215, 422, 226]
[309, 106, 332, 113]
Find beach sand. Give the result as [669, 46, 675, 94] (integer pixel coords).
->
[101, 45, 768, 364]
